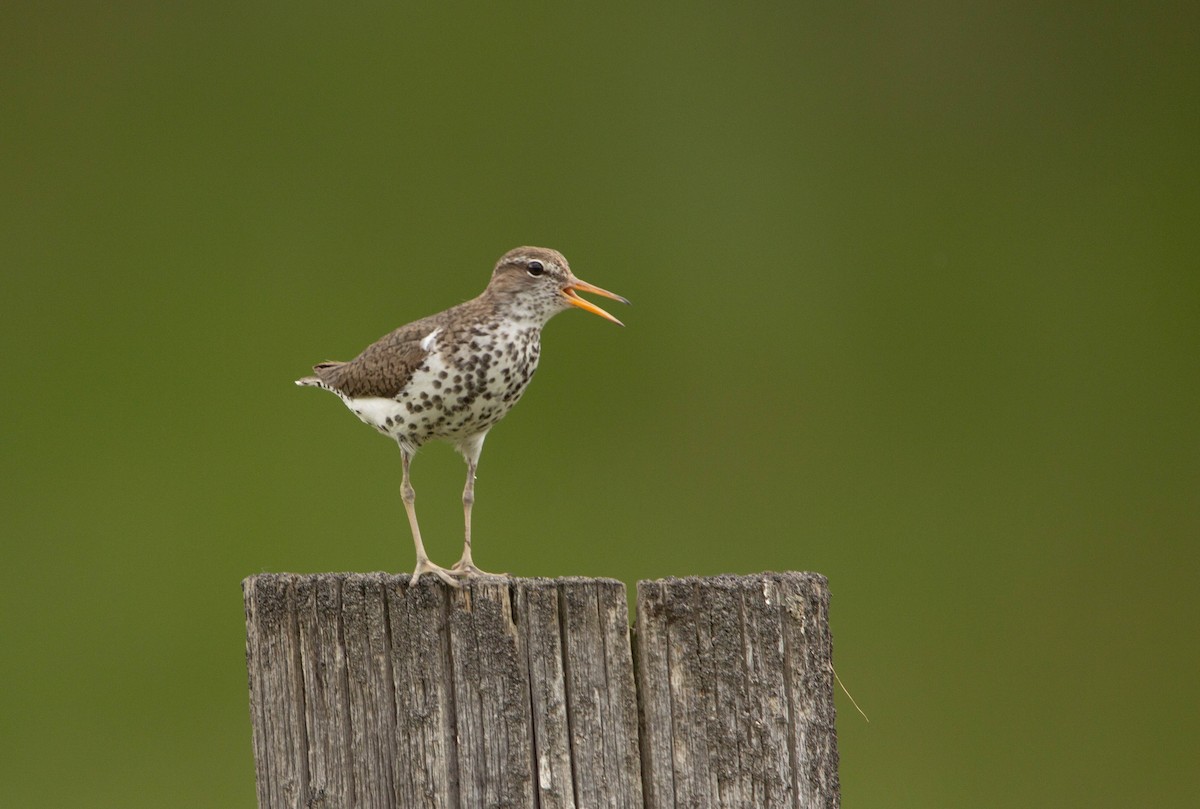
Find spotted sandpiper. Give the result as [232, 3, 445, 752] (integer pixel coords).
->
[296, 246, 628, 586]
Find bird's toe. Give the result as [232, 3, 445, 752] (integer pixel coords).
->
[450, 561, 509, 580]
[410, 559, 462, 588]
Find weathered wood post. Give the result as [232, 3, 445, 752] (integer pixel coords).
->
[635, 574, 839, 808]
[244, 572, 839, 808]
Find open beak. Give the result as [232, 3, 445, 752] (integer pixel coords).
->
[562, 279, 630, 326]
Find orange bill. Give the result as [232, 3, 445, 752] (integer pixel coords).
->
[562, 279, 630, 326]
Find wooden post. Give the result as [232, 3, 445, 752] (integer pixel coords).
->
[244, 572, 839, 809]
[635, 574, 839, 809]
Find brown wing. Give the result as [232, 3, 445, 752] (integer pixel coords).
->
[311, 318, 437, 399]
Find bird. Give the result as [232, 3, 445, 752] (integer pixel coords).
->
[296, 246, 628, 586]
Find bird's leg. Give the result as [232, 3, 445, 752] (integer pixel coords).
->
[399, 448, 458, 587]
[451, 438, 505, 579]
[455, 458, 482, 573]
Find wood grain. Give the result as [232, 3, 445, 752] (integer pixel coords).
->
[635, 573, 840, 809]
[244, 572, 838, 808]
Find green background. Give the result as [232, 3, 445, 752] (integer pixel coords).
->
[3, 2, 1197, 806]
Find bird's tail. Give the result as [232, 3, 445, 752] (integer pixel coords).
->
[295, 361, 343, 387]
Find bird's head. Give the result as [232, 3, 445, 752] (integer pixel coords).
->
[487, 246, 629, 326]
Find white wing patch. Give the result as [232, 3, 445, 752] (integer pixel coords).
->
[419, 327, 442, 352]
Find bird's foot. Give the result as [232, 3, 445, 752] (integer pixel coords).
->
[449, 559, 509, 580]
[409, 557, 462, 588]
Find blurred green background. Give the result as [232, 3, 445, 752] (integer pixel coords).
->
[3, 2, 1197, 806]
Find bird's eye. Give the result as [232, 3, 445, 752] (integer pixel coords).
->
[526, 260, 545, 277]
